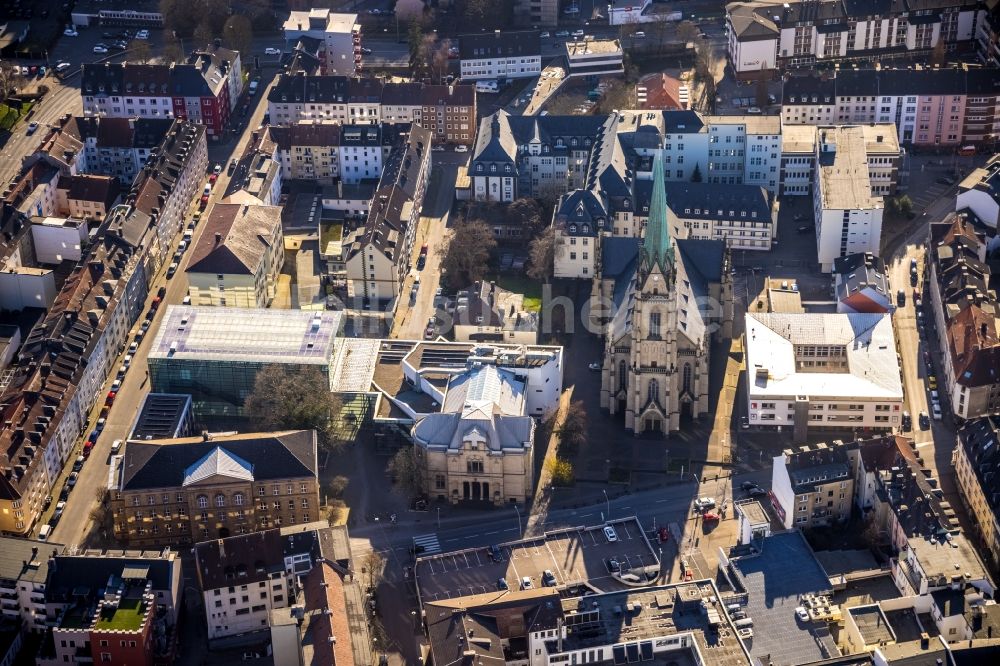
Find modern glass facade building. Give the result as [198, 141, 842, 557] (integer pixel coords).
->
[148, 306, 343, 417]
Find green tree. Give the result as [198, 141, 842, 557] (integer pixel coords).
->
[386, 446, 423, 499]
[439, 218, 496, 290]
[407, 21, 424, 70]
[896, 194, 913, 217]
[509, 198, 544, 238]
[690, 163, 702, 182]
[222, 14, 253, 58]
[244, 365, 346, 453]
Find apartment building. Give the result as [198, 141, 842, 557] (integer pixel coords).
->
[193, 523, 351, 641]
[116, 120, 208, 269]
[282, 9, 360, 76]
[80, 48, 242, 140]
[54, 174, 120, 221]
[0, 537, 59, 633]
[927, 216, 1000, 420]
[833, 252, 895, 314]
[185, 204, 284, 308]
[221, 137, 282, 207]
[471, 110, 784, 204]
[458, 30, 542, 81]
[875, 452, 993, 599]
[814, 126, 887, 272]
[639, 180, 777, 250]
[110, 431, 320, 547]
[772, 441, 856, 529]
[745, 312, 904, 442]
[512, 0, 556, 27]
[343, 125, 431, 303]
[954, 416, 1000, 572]
[267, 74, 476, 145]
[0, 227, 149, 536]
[726, 0, 982, 80]
[267, 122, 342, 184]
[957, 154, 1000, 230]
[782, 67, 1000, 147]
[25, 115, 174, 183]
[37, 550, 183, 666]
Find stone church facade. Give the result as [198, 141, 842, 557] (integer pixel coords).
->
[599, 153, 734, 435]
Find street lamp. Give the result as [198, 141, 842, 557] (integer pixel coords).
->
[602, 489, 610, 521]
[436, 506, 441, 530]
[513, 504, 522, 536]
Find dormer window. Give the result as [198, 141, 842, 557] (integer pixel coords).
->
[490, 164, 497, 172]
[571, 138, 578, 147]
[582, 223, 591, 234]
[476, 164, 484, 172]
[568, 223, 577, 233]
[624, 199, 630, 208]
[504, 164, 512, 172]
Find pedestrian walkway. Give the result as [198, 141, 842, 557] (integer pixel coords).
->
[412, 533, 442, 556]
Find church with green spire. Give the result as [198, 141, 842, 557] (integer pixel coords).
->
[599, 152, 734, 435]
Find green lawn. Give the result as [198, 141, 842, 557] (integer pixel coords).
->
[95, 598, 146, 631]
[492, 274, 543, 312]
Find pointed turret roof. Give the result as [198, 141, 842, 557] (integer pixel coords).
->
[642, 151, 673, 273]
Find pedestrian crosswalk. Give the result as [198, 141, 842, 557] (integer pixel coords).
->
[412, 533, 441, 556]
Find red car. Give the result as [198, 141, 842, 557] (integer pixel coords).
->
[658, 527, 669, 542]
[702, 512, 720, 523]
[105, 391, 116, 406]
[209, 173, 218, 185]
[200, 194, 209, 209]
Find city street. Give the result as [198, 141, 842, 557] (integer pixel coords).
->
[45, 67, 279, 547]
[352, 466, 771, 663]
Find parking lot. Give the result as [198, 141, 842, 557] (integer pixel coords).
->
[415, 518, 660, 602]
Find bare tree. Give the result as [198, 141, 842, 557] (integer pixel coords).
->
[676, 20, 699, 45]
[222, 15, 253, 59]
[244, 365, 346, 453]
[0, 62, 25, 99]
[127, 39, 153, 63]
[439, 218, 496, 289]
[527, 227, 556, 283]
[386, 446, 423, 499]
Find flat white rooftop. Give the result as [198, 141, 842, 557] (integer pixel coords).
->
[149, 306, 342, 365]
[745, 312, 902, 399]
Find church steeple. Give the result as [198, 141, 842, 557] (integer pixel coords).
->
[642, 150, 674, 274]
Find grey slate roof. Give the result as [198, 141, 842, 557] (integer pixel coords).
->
[119, 431, 317, 491]
[411, 366, 534, 453]
[458, 30, 541, 60]
[46, 552, 177, 603]
[553, 190, 608, 237]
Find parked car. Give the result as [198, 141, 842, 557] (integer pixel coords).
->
[542, 570, 557, 587]
[67, 472, 78, 488]
[694, 497, 716, 511]
[555, 30, 570, 37]
[902, 411, 912, 431]
[93, 45, 108, 54]
[454, 144, 468, 152]
[264, 47, 281, 55]
[111, 439, 123, 454]
[360, 47, 373, 55]
[588, 362, 601, 371]
[571, 29, 585, 38]
[63, 27, 78, 37]
[795, 607, 810, 622]
[919, 411, 930, 430]
[26, 121, 39, 135]
[604, 526, 618, 542]
[497, 577, 508, 590]
[520, 576, 533, 590]
[739, 415, 750, 429]
[931, 403, 942, 421]
[55, 62, 71, 73]
[702, 511, 720, 522]
[167, 262, 178, 278]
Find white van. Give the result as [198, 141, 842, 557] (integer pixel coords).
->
[39, 524, 52, 540]
[475, 80, 498, 93]
[734, 618, 754, 629]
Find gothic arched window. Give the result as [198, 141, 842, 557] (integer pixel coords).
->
[648, 379, 659, 405]
[683, 363, 692, 393]
[618, 361, 627, 391]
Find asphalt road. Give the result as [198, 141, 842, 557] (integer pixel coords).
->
[0, 80, 81, 187]
[45, 70, 279, 547]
